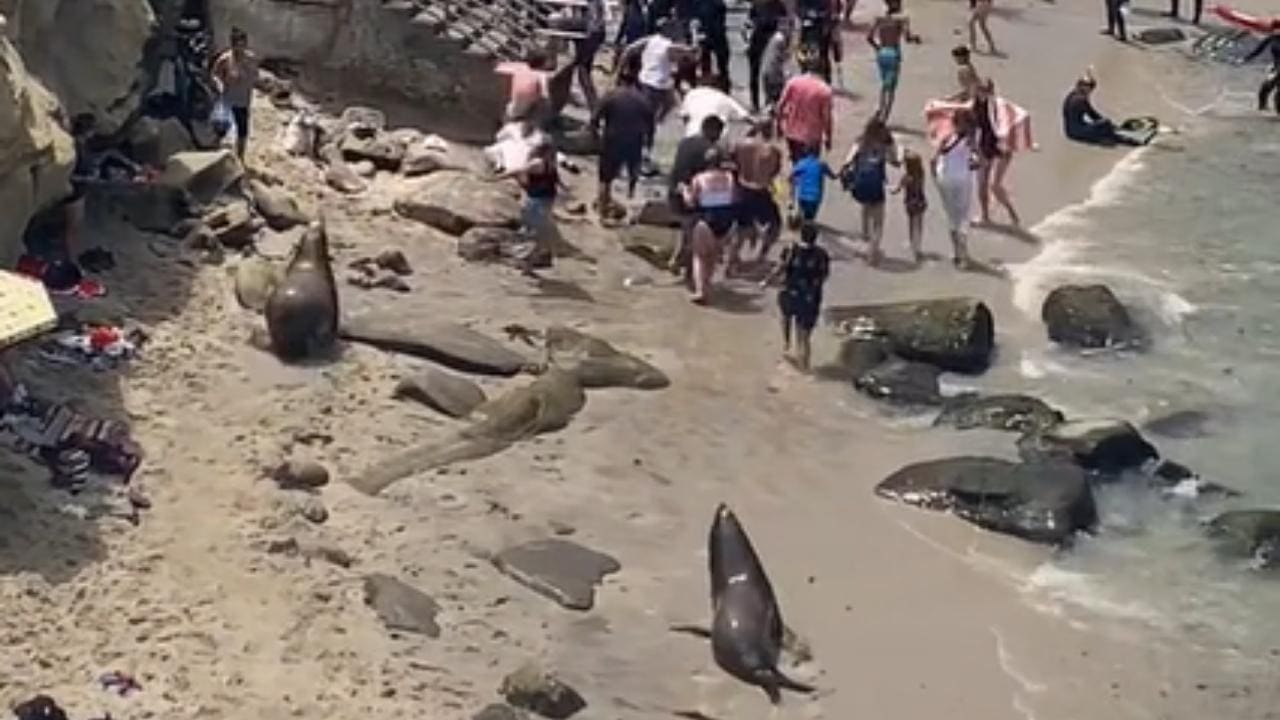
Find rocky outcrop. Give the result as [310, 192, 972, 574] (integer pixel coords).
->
[1205, 510, 1280, 568]
[826, 298, 995, 374]
[875, 457, 1098, 545]
[1016, 418, 1158, 475]
[934, 393, 1065, 434]
[1041, 284, 1143, 349]
[394, 170, 522, 236]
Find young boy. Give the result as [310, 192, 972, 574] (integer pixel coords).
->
[790, 150, 836, 224]
[762, 222, 830, 371]
[495, 135, 566, 271]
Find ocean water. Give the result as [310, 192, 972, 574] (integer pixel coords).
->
[1001, 58, 1280, 666]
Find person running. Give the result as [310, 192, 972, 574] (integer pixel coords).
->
[931, 108, 978, 268]
[694, 0, 732, 91]
[791, 149, 837, 224]
[776, 55, 834, 163]
[866, 0, 920, 121]
[731, 118, 784, 270]
[841, 116, 898, 264]
[574, 0, 613, 110]
[761, 222, 830, 372]
[682, 147, 738, 304]
[1061, 72, 1144, 146]
[892, 149, 928, 264]
[622, 19, 699, 170]
[972, 79, 1023, 226]
[211, 27, 259, 160]
[969, 0, 998, 55]
[947, 45, 984, 102]
[669, 115, 727, 281]
[745, 0, 788, 112]
[1102, 0, 1127, 42]
[760, 22, 793, 111]
[590, 57, 654, 219]
[1243, 21, 1280, 114]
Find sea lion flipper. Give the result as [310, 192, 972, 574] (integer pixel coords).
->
[769, 668, 816, 695]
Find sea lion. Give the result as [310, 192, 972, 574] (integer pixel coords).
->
[707, 503, 815, 704]
[264, 218, 339, 361]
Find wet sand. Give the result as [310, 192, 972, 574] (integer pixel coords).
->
[0, 1, 1276, 719]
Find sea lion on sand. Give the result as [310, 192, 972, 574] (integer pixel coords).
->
[706, 504, 815, 704]
[264, 218, 339, 361]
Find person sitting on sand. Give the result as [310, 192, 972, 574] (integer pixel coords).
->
[682, 147, 739, 304]
[761, 222, 830, 371]
[866, 0, 920, 121]
[1061, 71, 1144, 146]
[59, 114, 144, 267]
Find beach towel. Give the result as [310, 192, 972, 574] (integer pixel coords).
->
[924, 96, 1034, 152]
[1211, 4, 1277, 33]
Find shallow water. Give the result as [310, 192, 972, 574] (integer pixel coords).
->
[1001, 55, 1280, 666]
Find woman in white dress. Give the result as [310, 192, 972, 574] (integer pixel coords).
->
[931, 108, 978, 268]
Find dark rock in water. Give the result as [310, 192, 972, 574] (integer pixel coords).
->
[363, 573, 442, 637]
[492, 538, 621, 611]
[826, 298, 995, 373]
[1041, 284, 1143, 350]
[854, 358, 942, 406]
[816, 335, 891, 382]
[1144, 409, 1214, 439]
[394, 367, 487, 418]
[1136, 27, 1186, 45]
[340, 312, 530, 376]
[474, 704, 528, 720]
[633, 200, 683, 229]
[935, 393, 1065, 433]
[394, 170, 522, 236]
[1016, 418, 1158, 475]
[1205, 510, 1280, 568]
[619, 225, 678, 269]
[1150, 460, 1241, 498]
[499, 662, 587, 719]
[544, 325, 669, 390]
[249, 180, 308, 231]
[876, 457, 1098, 544]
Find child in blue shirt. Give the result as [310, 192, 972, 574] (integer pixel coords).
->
[790, 152, 837, 223]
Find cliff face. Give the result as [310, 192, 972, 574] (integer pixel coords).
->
[0, 0, 155, 265]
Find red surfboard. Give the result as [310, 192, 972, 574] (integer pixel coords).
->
[1211, 4, 1277, 33]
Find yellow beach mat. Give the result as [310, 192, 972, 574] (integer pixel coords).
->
[0, 269, 57, 350]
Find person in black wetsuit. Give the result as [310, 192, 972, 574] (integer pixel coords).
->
[1101, 0, 1126, 42]
[1244, 22, 1280, 114]
[1168, 0, 1202, 25]
[745, 0, 788, 112]
[1062, 75, 1142, 146]
[694, 0, 731, 91]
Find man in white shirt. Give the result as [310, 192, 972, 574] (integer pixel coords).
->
[620, 18, 697, 168]
[678, 83, 751, 137]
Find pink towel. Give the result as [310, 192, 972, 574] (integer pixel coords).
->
[923, 97, 1034, 152]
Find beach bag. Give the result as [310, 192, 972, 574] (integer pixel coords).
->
[210, 98, 233, 137]
[844, 153, 886, 204]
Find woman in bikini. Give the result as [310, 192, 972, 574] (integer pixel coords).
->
[971, 79, 1022, 226]
[682, 147, 739, 304]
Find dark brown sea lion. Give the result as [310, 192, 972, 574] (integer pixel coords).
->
[264, 218, 338, 361]
[707, 503, 815, 704]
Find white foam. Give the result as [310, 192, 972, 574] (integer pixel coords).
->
[1023, 563, 1165, 626]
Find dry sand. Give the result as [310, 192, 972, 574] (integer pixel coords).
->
[1, 1, 1277, 719]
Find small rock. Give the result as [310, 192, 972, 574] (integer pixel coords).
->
[341, 133, 405, 171]
[375, 249, 412, 275]
[548, 520, 576, 536]
[363, 573, 442, 637]
[352, 160, 377, 178]
[492, 539, 620, 611]
[473, 703, 528, 720]
[295, 496, 329, 524]
[393, 367, 487, 418]
[272, 460, 330, 489]
[499, 663, 586, 719]
[204, 202, 260, 250]
[249, 180, 308, 231]
[934, 393, 1065, 433]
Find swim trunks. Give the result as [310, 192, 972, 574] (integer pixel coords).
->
[876, 46, 902, 90]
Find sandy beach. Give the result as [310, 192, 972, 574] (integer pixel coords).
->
[2, 0, 1278, 719]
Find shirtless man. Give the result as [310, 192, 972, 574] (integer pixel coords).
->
[731, 119, 784, 271]
[866, 0, 920, 121]
[948, 45, 983, 102]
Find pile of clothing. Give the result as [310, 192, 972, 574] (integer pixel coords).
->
[38, 325, 144, 372]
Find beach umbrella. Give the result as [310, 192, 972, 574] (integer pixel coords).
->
[0, 269, 57, 351]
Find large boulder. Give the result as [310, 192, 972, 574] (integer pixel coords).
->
[492, 538, 621, 611]
[826, 298, 995, 373]
[543, 326, 669, 390]
[340, 312, 531, 376]
[1016, 418, 1158, 475]
[875, 457, 1099, 545]
[1041, 284, 1143, 350]
[853, 358, 942, 406]
[394, 170, 522, 236]
[156, 151, 245, 206]
[249, 180, 308, 231]
[935, 393, 1065, 434]
[1204, 510, 1280, 568]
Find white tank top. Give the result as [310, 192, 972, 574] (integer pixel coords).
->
[936, 136, 972, 182]
[639, 36, 674, 90]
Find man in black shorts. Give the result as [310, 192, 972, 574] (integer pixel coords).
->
[590, 57, 655, 220]
[731, 118, 783, 271]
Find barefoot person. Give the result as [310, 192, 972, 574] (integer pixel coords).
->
[590, 57, 654, 219]
[211, 27, 258, 161]
[762, 222, 830, 371]
[731, 118, 784, 270]
[947, 45, 984, 102]
[669, 116, 727, 283]
[931, 108, 978, 268]
[892, 150, 928, 263]
[760, 21, 793, 111]
[745, 0, 788, 112]
[841, 116, 898, 264]
[969, 0, 997, 55]
[972, 79, 1034, 226]
[621, 19, 698, 170]
[866, 0, 920, 121]
[494, 137, 565, 271]
[682, 147, 739, 304]
[776, 54, 834, 163]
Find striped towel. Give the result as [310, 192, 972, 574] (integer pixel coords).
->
[923, 96, 1034, 152]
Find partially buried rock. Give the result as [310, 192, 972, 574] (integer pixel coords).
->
[340, 311, 530, 376]
[102, 181, 193, 233]
[375, 249, 412, 275]
[826, 297, 995, 373]
[234, 256, 281, 312]
[249, 179, 308, 231]
[473, 704, 528, 720]
[544, 325, 669, 389]
[272, 459, 330, 489]
[363, 573, 442, 637]
[854, 357, 942, 406]
[935, 393, 1065, 433]
[458, 226, 524, 265]
[294, 496, 329, 524]
[394, 367, 487, 418]
[323, 146, 367, 194]
[492, 538, 620, 611]
[1205, 510, 1280, 568]
[1017, 418, 1158, 475]
[1041, 284, 1143, 350]
[876, 457, 1099, 545]
[500, 662, 587, 719]
[394, 170, 522, 236]
[157, 150, 245, 206]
